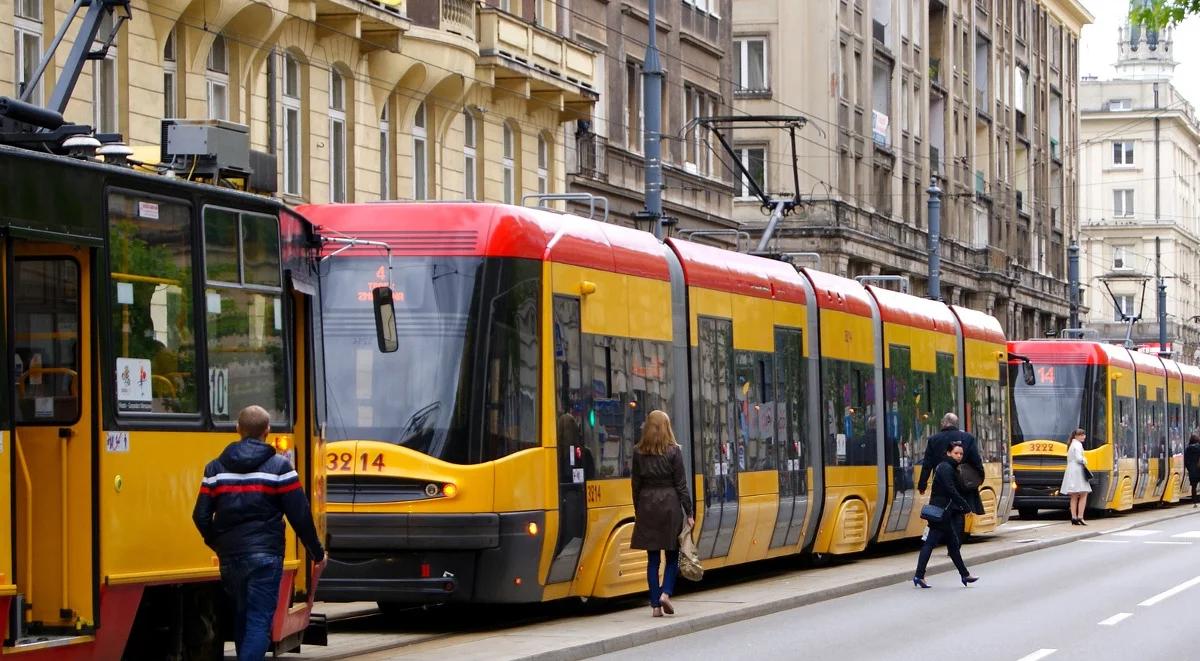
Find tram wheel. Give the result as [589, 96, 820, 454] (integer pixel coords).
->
[1017, 507, 1038, 520]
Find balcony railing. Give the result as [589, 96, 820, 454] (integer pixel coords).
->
[477, 7, 596, 94]
[575, 132, 608, 181]
[408, 0, 474, 37]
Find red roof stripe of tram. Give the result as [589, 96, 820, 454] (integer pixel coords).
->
[867, 285, 958, 335]
[1008, 340, 1135, 368]
[950, 305, 1006, 344]
[797, 267, 874, 316]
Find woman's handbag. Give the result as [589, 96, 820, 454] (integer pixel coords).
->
[956, 463, 984, 491]
[678, 520, 703, 582]
[920, 501, 947, 524]
[1082, 464, 1095, 482]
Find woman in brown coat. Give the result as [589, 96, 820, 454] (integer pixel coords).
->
[631, 410, 694, 617]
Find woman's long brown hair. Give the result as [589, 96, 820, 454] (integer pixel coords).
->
[635, 409, 678, 455]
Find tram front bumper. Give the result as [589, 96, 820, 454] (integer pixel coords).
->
[316, 511, 547, 604]
[1013, 469, 1069, 510]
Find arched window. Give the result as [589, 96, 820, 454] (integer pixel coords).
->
[14, 0, 43, 104]
[163, 28, 177, 118]
[537, 133, 550, 195]
[281, 52, 303, 195]
[206, 34, 229, 120]
[503, 122, 517, 204]
[413, 102, 427, 200]
[463, 110, 478, 199]
[329, 68, 347, 202]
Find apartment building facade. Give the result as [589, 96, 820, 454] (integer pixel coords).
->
[1, 0, 596, 204]
[564, 0, 734, 231]
[1078, 20, 1200, 361]
[732, 0, 1091, 339]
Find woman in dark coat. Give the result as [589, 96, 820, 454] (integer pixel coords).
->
[913, 440, 978, 588]
[631, 410, 694, 617]
[1185, 433, 1200, 506]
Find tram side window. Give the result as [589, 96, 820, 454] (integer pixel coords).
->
[822, 358, 873, 466]
[1115, 396, 1134, 459]
[696, 317, 735, 487]
[932, 352, 956, 424]
[108, 192, 198, 414]
[553, 297, 590, 477]
[735, 351, 774, 471]
[203, 208, 286, 423]
[628, 338, 672, 450]
[588, 336, 630, 477]
[13, 260, 80, 422]
[774, 328, 806, 482]
[1088, 367, 1108, 449]
[481, 259, 540, 461]
[1169, 402, 1183, 454]
[885, 346, 915, 480]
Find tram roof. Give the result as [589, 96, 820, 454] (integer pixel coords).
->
[798, 268, 874, 317]
[298, 202, 671, 282]
[666, 238, 807, 304]
[1007, 340, 1134, 368]
[1179, 362, 1200, 385]
[950, 305, 1006, 344]
[866, 286, 957, 335]
[1127, 347, 1167, 376]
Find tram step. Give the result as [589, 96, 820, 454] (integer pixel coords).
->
[5, 634, 94, 653]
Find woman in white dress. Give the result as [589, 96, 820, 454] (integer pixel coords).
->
[1060, 428, 1092, 525]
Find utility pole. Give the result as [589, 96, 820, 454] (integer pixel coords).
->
[1068, 241, 1080, 330]
[1157, 236, 1168, 356]
[927, 178, 942, 301]
[642, 0, 665, 240]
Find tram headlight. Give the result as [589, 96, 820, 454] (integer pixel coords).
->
[442, 483, 459, 498]
[425, 483, 440, 497]
[527, 522, 539, 536]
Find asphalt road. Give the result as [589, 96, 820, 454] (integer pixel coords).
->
[596, 510, 1200, 661]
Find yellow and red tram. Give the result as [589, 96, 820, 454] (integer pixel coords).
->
[0, 144, 328, 657]
[304, 202, 1011, 606]
[1010, 340, 1191, 517]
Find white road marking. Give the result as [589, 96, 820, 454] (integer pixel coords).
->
[1109, 529, 1161, 537]
[1002, 522, 1055, 531]
[1171, 531, 1200, 539]
[1016, 649, 1057, 661]
[1145, 541, 1192, 545]
[1081, 539, 1129, 544]
[1139, 575, 1200, 607]
[1098, 612, 1132, 626]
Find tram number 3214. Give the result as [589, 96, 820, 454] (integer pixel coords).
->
[327, 452, 387, 472]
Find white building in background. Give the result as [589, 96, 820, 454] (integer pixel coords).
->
[1078, 10, 1200, 361]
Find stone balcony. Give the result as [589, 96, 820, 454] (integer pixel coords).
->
[476, 7, 597, 114]
[407, 0, 475, 39]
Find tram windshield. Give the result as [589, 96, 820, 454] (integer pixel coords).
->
[1009, 363, 1108, 449]
[320, 255, 540, 464]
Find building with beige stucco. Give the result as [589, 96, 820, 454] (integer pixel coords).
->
[732, 0, 1091, 339]
[1, 0, 596, 204]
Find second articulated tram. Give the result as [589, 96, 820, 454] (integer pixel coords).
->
[303, 202, 1013, 607]
[1010, 340, 1194, 518]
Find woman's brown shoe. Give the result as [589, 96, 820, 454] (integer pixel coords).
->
[660, 594, 675, 615]
[652, 607, 663, 617]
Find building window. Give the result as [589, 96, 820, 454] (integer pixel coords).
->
[733, 37, 768, 93]
[626, 59, 643, 152]
[503, 122, 517, 204]
[92, 14, 118, 133]
[329, 68, 347, 203]
[281, 52, 302, 196]
[684, 0, 719, 18]
[413, 101, 427, 201]
[1114, 294, 1135, 322]
[735, 146, 766, 199]
[1113, 141, 1134, 166]
[1114, 245, 1131, 271]
[206, 34, 229, 121]
[1114, 189, 1134, 217]
[379, 102, 391, 200]
[537, 134, 549, 195]
[1108, 98, 1132, 111]
[464, 110, 478, 200]
[686, 86, 715, 176]
[15, 0, 43, 104]
[499, 0, 511, 10]
[163, 29, 177, 118]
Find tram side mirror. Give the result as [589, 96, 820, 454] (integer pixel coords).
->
[372, 287, 398, 354]
[1022, 362, 1036, 386]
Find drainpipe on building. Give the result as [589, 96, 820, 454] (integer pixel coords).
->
[927, 178, 942, 301]
[642, 0, 665, 241]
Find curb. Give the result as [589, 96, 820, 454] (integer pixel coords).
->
[524, 507, 1200, 661]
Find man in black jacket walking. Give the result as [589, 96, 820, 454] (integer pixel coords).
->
[193, 405, 327, 661]
[919, 413, 986, 521]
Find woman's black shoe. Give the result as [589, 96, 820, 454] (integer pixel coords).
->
[1071, 519, 1081, 525]
[913, 577, 931, 589]
[1078, 520, 1087, 526]
[961, 575, 979, 587]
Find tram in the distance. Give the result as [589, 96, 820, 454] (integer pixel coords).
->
[1009, 340, 1194, 518]
[303, 201, 1013, 608]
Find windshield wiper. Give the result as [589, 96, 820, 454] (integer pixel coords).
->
[396, 401, 441, 446]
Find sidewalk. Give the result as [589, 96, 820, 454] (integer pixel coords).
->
[299, 506, 1200, 660]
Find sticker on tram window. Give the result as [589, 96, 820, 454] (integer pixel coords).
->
[137, 201, 159, 220]
[115, 357, 153, 413]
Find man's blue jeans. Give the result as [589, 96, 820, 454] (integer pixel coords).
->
[220, 553, 283, 661]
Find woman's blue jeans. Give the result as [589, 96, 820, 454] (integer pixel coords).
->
[646, 550, 680, 607]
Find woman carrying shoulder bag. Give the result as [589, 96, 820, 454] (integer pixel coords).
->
[1060, 428, 1092, 525]
[913, 440, 979, 589]
[630, 410, 694, 617]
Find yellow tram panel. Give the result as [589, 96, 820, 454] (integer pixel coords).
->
[730, 293, 775, 353]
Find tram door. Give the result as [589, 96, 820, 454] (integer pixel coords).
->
[695, 317, 737, 560]
[1153, 388, 1169, 498]
[547, 297, 587, 585]
[9, 242, 96, 633]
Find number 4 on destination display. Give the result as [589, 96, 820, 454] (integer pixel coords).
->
[326, 452, 386, 472]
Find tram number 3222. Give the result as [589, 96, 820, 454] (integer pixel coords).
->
[327, 452, 387, 472]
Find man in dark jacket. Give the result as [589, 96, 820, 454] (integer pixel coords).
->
[1185, 433, 1200, 506]
[918, 412, 986, 519]
[193, 405, 327, 661]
